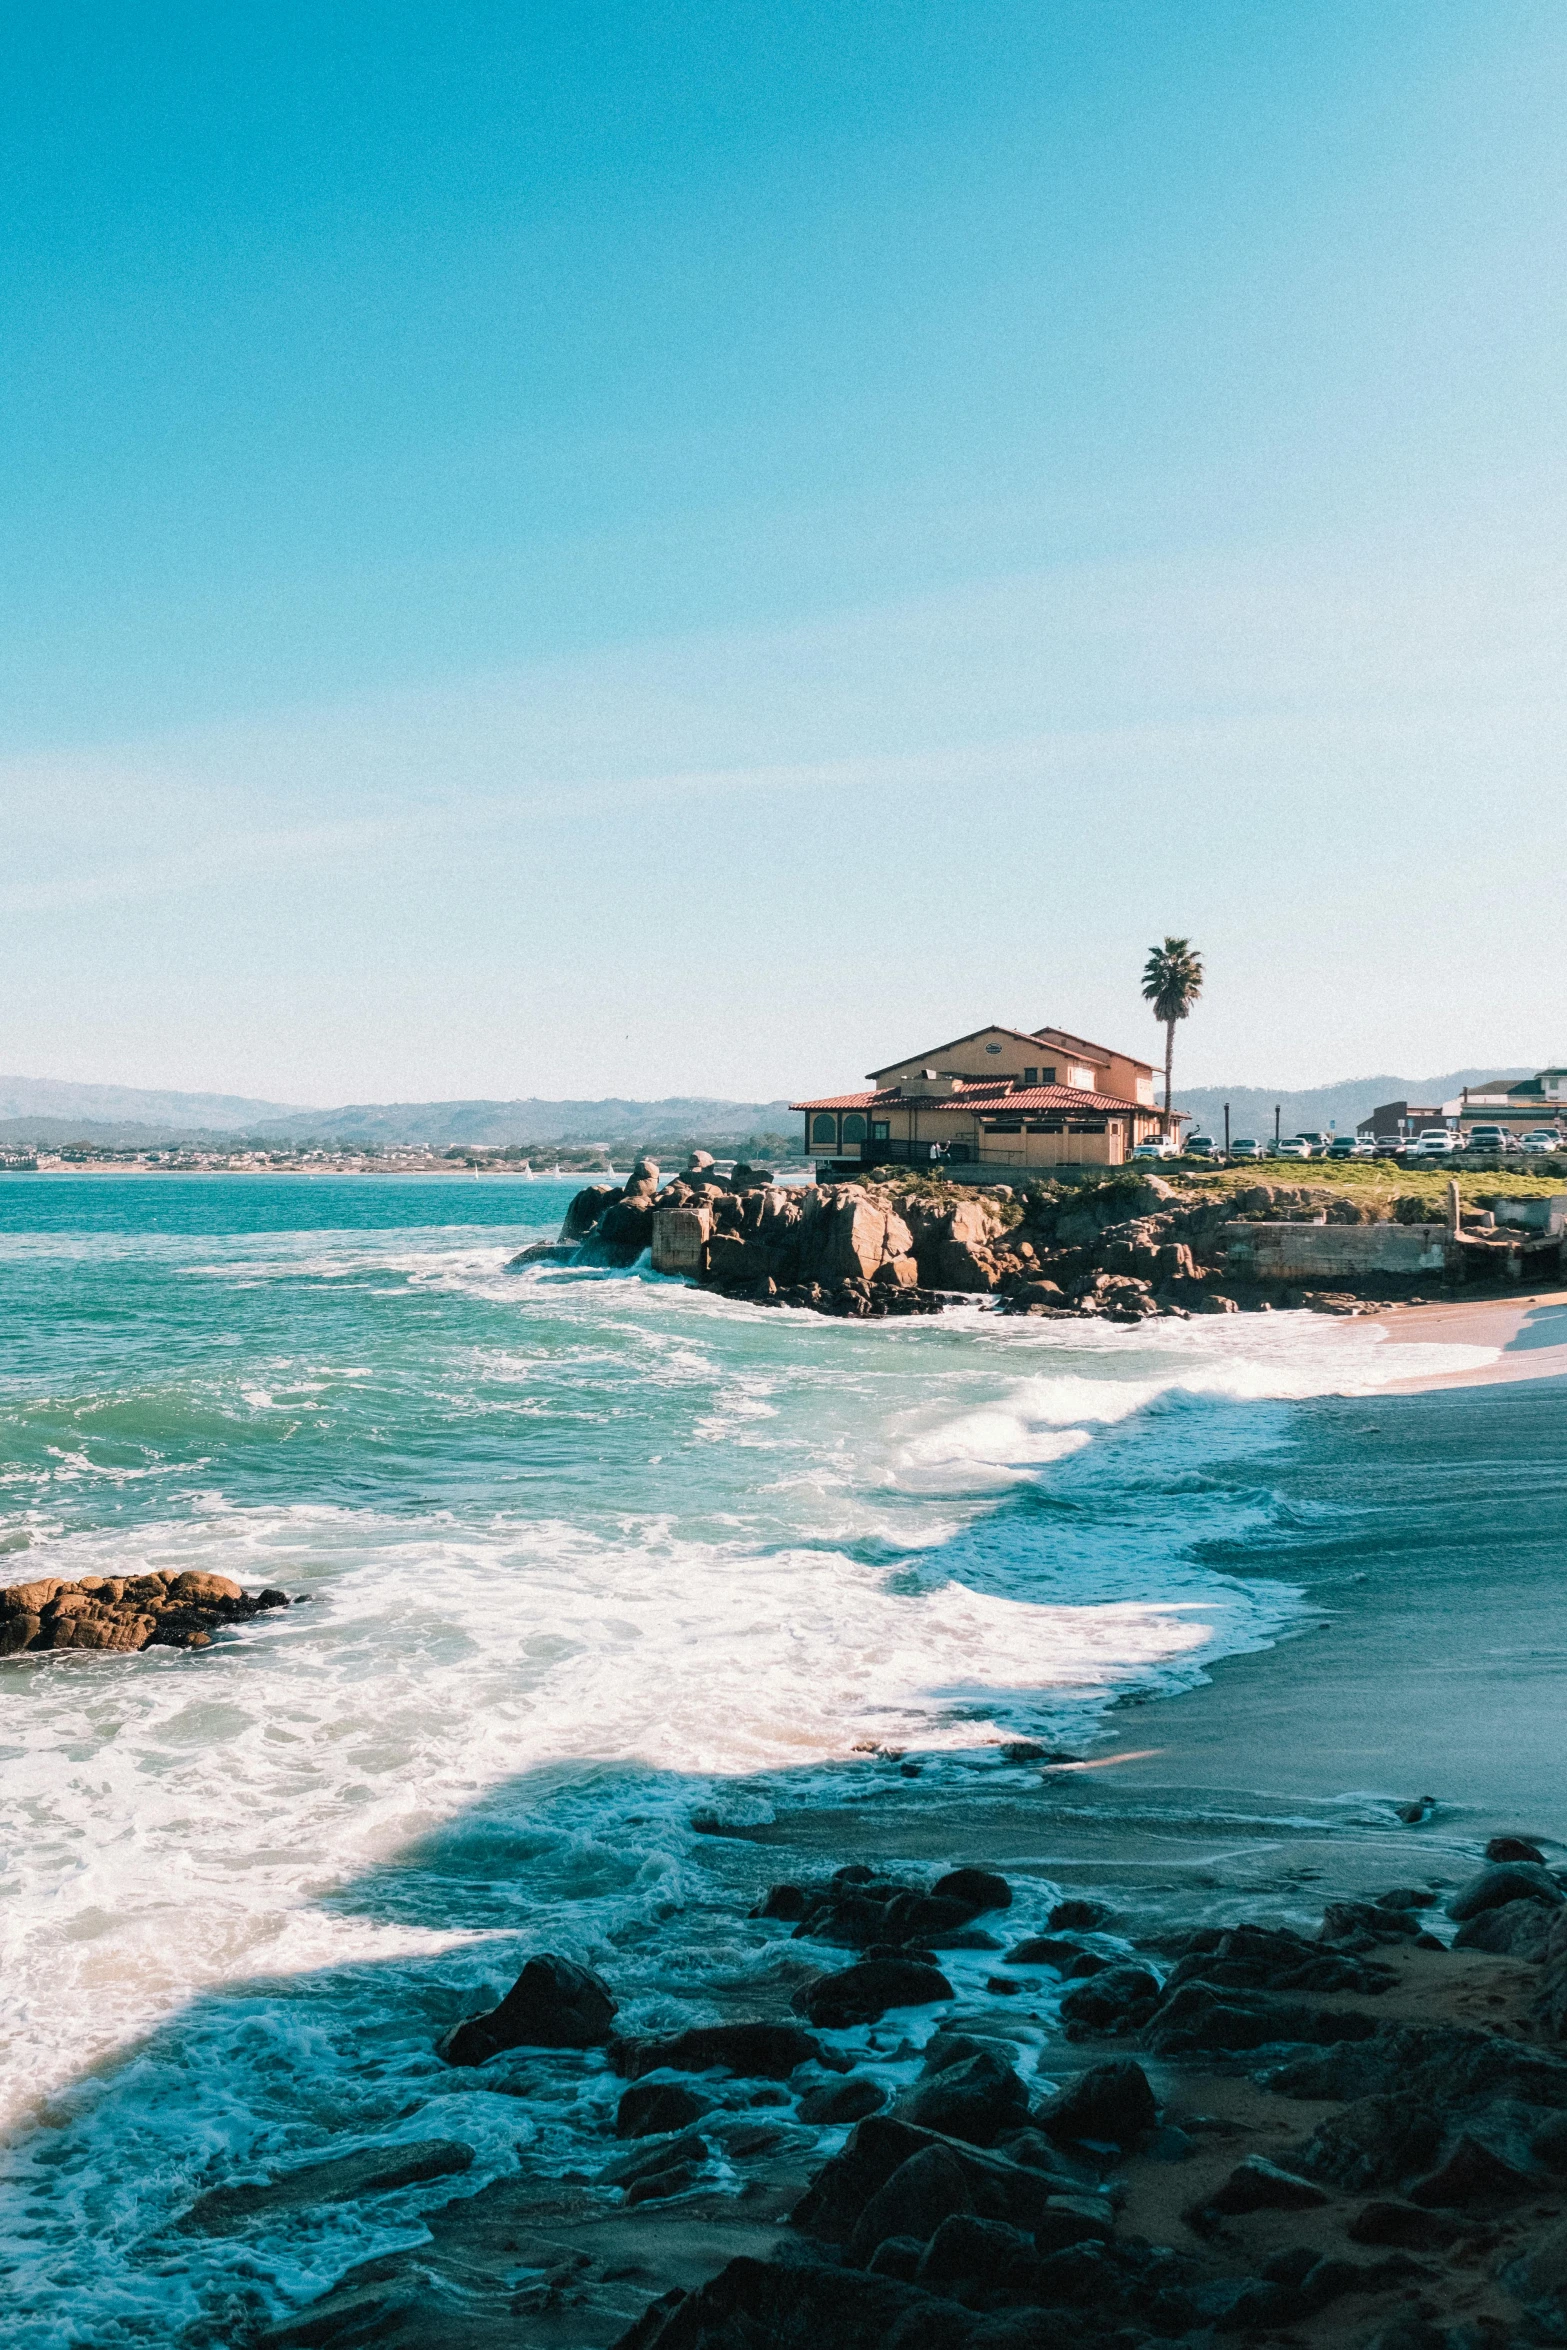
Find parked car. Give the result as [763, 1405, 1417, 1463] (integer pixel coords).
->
[1274, 1137, 1311, 1161]
[1294, 1132, 1333, 1156]
[1463, 1125, 1517, 1155]
[1228, 1137, 1264, 1161]
[1413, 1128, 1456, 1157]
[1131, 1139, 1179, 1161]
[1370, 1134, 1407, 1155]
[1523, 1130, 1563, 1153]
[1327, 1135, 1359, 1159]
[1184, 1134, 1218, 1158]
[1353, 1139, 1378, 1158]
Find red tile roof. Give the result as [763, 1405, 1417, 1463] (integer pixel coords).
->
[790, 1082, 1161, 1117]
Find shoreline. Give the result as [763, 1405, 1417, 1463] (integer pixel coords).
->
[1365, 1284, 1567, 1391]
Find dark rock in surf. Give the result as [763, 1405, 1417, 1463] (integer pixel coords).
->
[893, 2049, 1028, 2146]
[797, 2074, 888, 2126]
[616, 2081, 714, 2138]
[1047, 1898, 1109, 1932]
[932, 1868, 1012, 1914]
[438, 1952, 617, 2065]
[1058, 1963, 1158, 2033]
[615, 2020, 822, 2080]
[1487, 1835, 1547, 1865]
[793, 1956, 953, 2029]
[1003, 1935, 1089, 1970]
[754, 1882, 811, 1920]
[1448, 1861, 1565, 1920]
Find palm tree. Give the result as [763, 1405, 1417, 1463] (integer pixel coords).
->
[1141, 937, 1205, 1119]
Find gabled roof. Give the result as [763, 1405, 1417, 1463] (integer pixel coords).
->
[865, 1024, 1055, 1080]
[1032, 1025, 1154, 1076]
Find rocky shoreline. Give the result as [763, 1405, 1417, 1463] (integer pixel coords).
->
[0, 1568, 292, 1655]
[252, 1827, 1567, 2349]
[526, 1159, 1531, 1323]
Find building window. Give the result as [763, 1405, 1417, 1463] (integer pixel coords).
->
[811, 1113, 838, 1146]
[985, 1043, 1002, 1054]
[871, 1120, 890, 1141]
[1068, 1121, 1106, 1134]
[1039, 1066, 1056, 1084]
[841, 1113, 867, 1144]
[1022, 1066, 1037, 1087]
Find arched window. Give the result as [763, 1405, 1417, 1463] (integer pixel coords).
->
[811, 1113, 838, 1146]
[841, 1113, 867, 1144]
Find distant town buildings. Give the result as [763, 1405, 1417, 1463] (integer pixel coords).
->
[1356, 1098, 1446, 1143]
[1454, 1069, 1567, 1139]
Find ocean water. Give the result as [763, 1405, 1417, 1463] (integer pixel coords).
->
[0, 1175, 1499, 2346]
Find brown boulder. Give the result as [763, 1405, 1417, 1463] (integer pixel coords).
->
[166, 1571, 245, 1605]
[1, 1577, 64, 1615]
[818, 1195, 898, 1283]
[47, 1607, 158, 1652]
[934, 1240, 1000, 1292]
[873, 1256, 920, 1289]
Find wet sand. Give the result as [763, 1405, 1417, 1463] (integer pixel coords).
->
[1372, 1284, 1567, 1388]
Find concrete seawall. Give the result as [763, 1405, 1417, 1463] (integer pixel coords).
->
[1217, 1221, 1449, 1283]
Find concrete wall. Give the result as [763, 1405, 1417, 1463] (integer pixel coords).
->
[1492, 1193, 1567, 1236]
[650, 1205, 712, 1275]
[1218, 1221, 1448, 1281]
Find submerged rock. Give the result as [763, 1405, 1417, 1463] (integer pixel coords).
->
[615, 2020, 822, 2080]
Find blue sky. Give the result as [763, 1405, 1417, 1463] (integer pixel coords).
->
[5, 2, 1565, 1103]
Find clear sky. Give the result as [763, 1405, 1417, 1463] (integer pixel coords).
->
[5, 1, 1565, 1105]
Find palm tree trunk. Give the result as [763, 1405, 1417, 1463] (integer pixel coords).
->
[1164, 1019, 1175, 1118]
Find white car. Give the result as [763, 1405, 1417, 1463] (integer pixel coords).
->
[1131, 1139, 1179, 1161]
[1523, 1131, 1563, 1153]
[1273, 1137, 1311, 1161]
[1228, 1137, 1264, 1161]
[1413, 1129, 1457, 1157]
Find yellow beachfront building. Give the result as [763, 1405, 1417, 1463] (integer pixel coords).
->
[792, 1023, 1182, 1177]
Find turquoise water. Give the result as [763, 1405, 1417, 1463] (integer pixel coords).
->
[0, 1176, 1496, 2346]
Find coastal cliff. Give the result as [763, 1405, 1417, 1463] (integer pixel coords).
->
[532, 1159, 1543, 1319]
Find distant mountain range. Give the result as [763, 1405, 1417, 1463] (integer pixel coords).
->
[0, 1067, 1537, 1149]
[0, 1078, 796, 1149]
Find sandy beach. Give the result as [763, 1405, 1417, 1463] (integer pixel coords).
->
[1372, 1285, 1567, 1390]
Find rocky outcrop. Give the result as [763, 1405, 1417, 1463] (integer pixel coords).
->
[547, 1161, 1504, 1324]
[0, 1569, 291, 1657]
